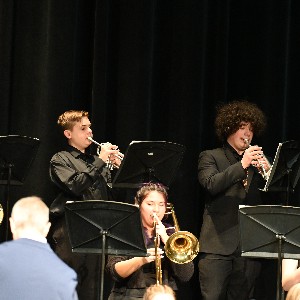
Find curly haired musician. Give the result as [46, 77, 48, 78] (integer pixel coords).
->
[198, 100, 271, 300]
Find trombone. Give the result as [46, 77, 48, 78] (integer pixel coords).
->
[152, 204, 199, 285]
[164, 203, 200, 264]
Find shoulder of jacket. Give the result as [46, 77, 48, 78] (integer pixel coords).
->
[51, 151, 74, 160]
[200, 147, 223, 156]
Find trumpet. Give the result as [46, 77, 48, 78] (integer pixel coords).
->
[244, 139, 271, 180]
[164, 203, 200, 264]
[153, 216, 163, 285]
[88, 137, 123, 170]
[0, 204, 3, 225]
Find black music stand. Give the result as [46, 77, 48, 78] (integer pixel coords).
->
[0, 135, 40, 240]
[239, 205, 300, 300]
[262, 140, 300, 205]
[111, 141, 186, 188]
[65, 200, 147, 300]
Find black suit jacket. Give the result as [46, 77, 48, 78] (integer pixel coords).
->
[198, 145, 265, 255]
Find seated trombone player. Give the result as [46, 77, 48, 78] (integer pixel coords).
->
[106, 182, 195, 300]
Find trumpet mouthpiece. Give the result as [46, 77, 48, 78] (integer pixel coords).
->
[243, 139, 250, 147]
[88, 137, 102, 147]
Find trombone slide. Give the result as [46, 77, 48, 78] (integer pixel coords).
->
[153, 218, 163, 285]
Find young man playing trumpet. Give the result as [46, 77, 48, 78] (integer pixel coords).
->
[198, 100, 272, 300]
[49, 110, 123, 300]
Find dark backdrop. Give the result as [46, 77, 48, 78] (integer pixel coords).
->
[1, 1, 300, 299]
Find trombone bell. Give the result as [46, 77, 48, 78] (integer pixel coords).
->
[164, 203, 200, 264]
[165, 231, 199, 264]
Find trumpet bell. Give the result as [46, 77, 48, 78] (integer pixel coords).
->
[165, 231, 200, 264]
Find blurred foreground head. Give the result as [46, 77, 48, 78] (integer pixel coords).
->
[9, 196, 51, 240]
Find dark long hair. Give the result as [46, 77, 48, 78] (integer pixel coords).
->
[134, 182, 168, 206]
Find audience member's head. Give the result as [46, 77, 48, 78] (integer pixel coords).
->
[287, 283, 300, 300]
[143, 284, 176, 300]
[9, 196, 51, 240]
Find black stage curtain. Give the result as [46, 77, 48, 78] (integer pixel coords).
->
[1, 1, 299, 299]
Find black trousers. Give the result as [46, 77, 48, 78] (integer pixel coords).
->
[198, 252, 261, 300]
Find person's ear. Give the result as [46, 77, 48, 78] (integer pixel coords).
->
[9, 217, 16, 236]
[43, 222, 51, 237]
[63, 129, 72, 139]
